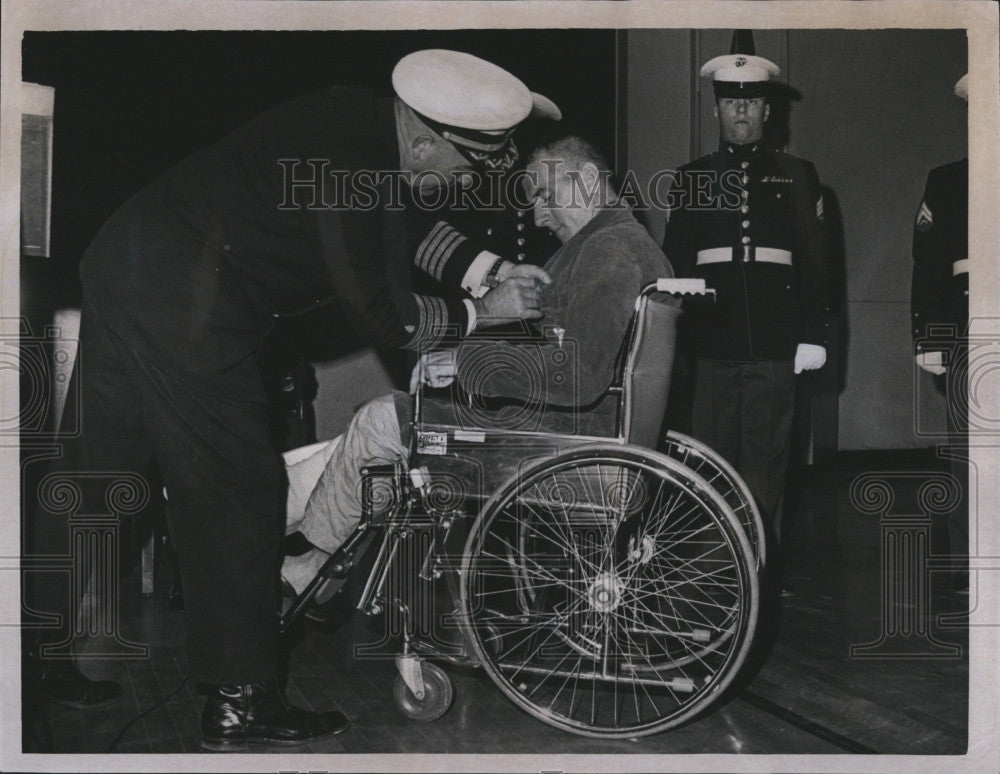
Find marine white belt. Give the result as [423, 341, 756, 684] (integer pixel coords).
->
[953, 259, 969, 276]
[696, 247, 793, 266]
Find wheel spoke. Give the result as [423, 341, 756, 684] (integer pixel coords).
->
[462, 447, 758, 737]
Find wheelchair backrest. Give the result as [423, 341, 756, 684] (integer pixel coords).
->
[618, 287, 682, 448]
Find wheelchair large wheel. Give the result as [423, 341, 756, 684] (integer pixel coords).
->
[662, 430, 766, 569]
[459, 444, 758, 738]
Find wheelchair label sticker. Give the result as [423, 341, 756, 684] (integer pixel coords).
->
[453, 430, 486, 443]
[417, 431, 448, 455]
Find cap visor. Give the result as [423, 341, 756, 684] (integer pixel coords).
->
[530, 92, 562, 121]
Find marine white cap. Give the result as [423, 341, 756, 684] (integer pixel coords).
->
[700, 54, 780, 98]
[392, 49, 561, 169]
[954, 73, 968, 102]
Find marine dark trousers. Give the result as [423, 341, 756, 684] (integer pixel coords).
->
[25, 300, 285, 683]
[692, 358, 796, 551]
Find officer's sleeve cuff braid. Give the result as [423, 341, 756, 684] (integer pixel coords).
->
[405, 294, 467, 351]
[415, 221, 484, 289]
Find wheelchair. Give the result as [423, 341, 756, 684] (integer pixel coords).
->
[280, 279, 765, 738]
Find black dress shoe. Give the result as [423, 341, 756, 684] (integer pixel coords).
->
[201, 679, 349, 751]
[25, 651, 123, 709]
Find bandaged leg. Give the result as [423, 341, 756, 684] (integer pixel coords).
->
[281, 392, 411, 593]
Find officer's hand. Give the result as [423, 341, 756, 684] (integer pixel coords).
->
[794, 343, 827, 374]
[474, 277, 543, 327]
[916, 351, 947, 376]
[409, 349, 458, 393]
[498, 261, 552, 286]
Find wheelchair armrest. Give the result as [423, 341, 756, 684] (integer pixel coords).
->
[654, 277, 715, 297]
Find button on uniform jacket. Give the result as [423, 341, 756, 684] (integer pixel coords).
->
[662, 143, 830, 362]
[911, 158, 968, 356]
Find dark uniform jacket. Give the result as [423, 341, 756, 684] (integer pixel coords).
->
[910, 158, 969, 356]
[81, 87, 478, 400]
[406, 176, 558, 298]
[662, 142, 829, 362]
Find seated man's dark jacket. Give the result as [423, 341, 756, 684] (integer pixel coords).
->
[422, 206, 671, 436]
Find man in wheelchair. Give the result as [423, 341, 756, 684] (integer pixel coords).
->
[281, 132, 674, 595]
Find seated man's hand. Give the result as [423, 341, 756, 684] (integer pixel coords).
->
[409, 349, 458, 393]
[499, 261, 552, 286]
[474, 277, 544, 327]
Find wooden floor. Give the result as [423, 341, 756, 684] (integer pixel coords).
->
[27, 457, 970, 758]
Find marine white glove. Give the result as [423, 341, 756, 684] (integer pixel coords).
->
[916, 350, 947, 376]
[409, 349, 458, 393]
[794, 343, 827, 374]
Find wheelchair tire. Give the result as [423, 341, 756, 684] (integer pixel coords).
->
[393, 662, 453, 722]
[662, 430, 767, 569]
[459, 444, 758, 738]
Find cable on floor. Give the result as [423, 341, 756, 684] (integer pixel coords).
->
[104, 673, 190, 753]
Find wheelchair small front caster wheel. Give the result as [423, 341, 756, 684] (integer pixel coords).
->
[393, 662, 453, 722]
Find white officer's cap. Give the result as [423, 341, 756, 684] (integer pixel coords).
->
[392, 49, 561, 170]
[700, 54, 780, 98]
[954, 73, 968, 102]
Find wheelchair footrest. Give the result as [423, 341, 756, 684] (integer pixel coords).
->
[313, 576, 347, 606]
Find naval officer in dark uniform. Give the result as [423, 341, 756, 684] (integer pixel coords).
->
[24, 49, 556, 750]
[662, 53, 830, 563]
[910, 73, 969, 594]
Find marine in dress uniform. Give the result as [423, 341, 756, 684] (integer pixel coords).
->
[910, 73, 969, 593]
[662, 53, 830, 557]
[24, 49, 558, 750]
